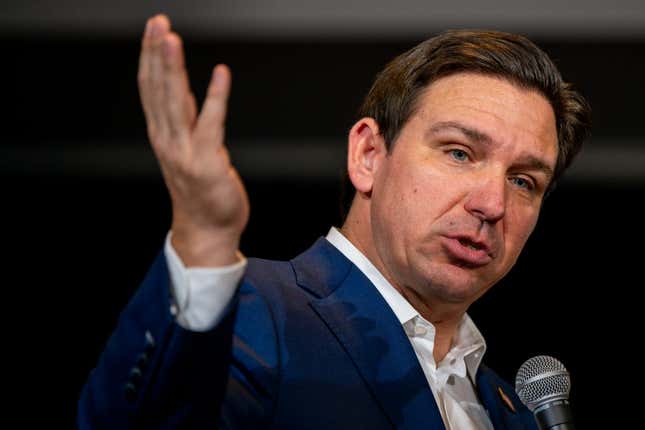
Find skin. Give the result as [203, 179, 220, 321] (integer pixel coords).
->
[139, 15, 249, 267]
[342, 74, 558, 362]
[139, 15, 557, 365]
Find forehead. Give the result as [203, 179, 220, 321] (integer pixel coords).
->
[411, 73, 558, 161]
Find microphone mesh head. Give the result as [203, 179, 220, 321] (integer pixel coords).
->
[515, 355, 571, 411]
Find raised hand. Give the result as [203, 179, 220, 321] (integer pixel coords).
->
[138, 15, 249, 266]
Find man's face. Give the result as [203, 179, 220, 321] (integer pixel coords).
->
[369, 73, 558, 307]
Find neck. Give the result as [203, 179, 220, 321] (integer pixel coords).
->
[341, 198, 467, 364]
[395, 284, 465, 363]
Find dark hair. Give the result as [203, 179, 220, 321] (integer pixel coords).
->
[341, 29, 591, 219]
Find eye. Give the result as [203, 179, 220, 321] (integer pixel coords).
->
[449, 149, 470, 162]
[509, 176, 533, 190]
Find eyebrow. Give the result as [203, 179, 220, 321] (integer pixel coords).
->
[428, 121, 492, 145]
[513, 155, 555, 182]
[428, 120, 555, 181]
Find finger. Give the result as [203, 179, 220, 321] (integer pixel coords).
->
[161, 32, 196, 140]
[137, 18, 154, 127]
[194, 64, 232, 150]
[147, 15, 172, 142]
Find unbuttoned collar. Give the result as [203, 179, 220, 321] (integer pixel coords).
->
[326, 227, 487, 385]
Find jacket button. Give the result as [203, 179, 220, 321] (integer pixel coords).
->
[124, 382, 137, 402]
[129, 367, 143, 384]
[136, 352, 149, 368]
[144, 330, 155, 352]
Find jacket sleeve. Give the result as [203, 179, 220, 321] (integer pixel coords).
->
[77, 250, 238, 429]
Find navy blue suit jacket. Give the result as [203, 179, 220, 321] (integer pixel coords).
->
[79, 237, 537, 429]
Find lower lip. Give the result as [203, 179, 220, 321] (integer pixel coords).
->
[441, 237, 492, 267]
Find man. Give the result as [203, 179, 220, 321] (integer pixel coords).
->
[79, 14, 590, 429]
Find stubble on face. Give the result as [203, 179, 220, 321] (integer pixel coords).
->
[366, 73, 558, 318]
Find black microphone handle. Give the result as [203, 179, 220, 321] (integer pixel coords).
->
[534, 399, 575, 430]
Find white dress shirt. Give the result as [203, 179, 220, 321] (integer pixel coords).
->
[165, 228, 494, 429]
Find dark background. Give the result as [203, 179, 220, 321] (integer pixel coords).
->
[3, 4, 644, 427]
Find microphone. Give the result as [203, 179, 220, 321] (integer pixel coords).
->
[515, 355, 575, 430]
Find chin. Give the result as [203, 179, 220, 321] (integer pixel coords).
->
[429, 283, 476, 304]
[416, 264, 484, 304]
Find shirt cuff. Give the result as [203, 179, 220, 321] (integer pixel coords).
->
[164, 232, 247, 331]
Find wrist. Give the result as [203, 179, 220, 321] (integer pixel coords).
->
[170, 224, 241, 267]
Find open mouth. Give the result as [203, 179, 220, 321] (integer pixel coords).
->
[458, 238, 484, 251]
[442, 236, 493, 267]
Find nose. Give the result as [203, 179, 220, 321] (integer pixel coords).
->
[464, 176, 506, 224]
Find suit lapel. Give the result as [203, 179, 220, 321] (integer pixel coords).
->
[292, 238, 445, 430]
[477, 365, 532, 430]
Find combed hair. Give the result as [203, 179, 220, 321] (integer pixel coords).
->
[353, 29, 591, 198]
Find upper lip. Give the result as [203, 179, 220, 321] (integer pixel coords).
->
[446, 234, 495, 257]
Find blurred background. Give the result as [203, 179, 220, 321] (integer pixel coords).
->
[2, 0, 643, 427]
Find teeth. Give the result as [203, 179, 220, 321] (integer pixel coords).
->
[459, 239, 481, 250]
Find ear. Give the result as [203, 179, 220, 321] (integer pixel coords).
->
[347, 117, 387, 195]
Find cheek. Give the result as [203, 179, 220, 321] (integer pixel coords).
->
[381, 176, 432, 233]
[372, 164, 427, 254]
[503, 205, 540, 259]
[373, 155, 467, 242]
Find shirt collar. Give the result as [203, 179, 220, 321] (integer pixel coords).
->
[452, 315, 487, 383]
[326, 226, 486, 383]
